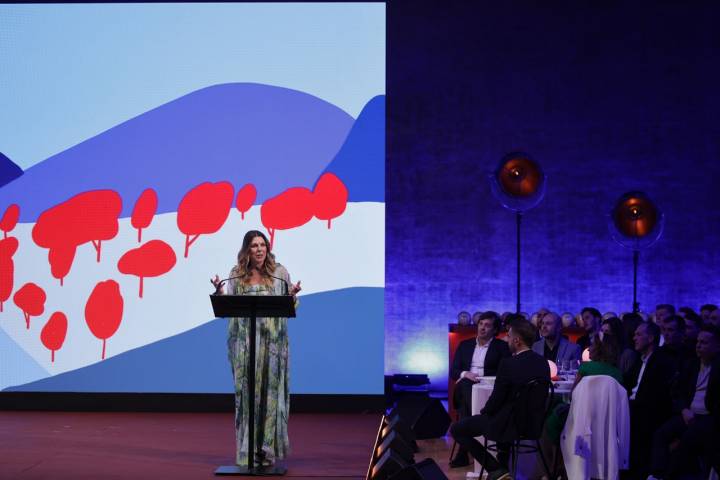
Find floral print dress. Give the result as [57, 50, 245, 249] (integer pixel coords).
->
[226, 265, 292, 465]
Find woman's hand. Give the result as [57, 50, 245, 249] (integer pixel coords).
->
[289, 281, 302, 296]
[211, 274, 224, 294]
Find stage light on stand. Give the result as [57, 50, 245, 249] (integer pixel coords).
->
[489, 152, 546, 313]
[607, 191, 664, 313]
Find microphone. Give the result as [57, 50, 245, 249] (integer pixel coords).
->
[268, 273, 289, 296]
[211, 275, 244, 295]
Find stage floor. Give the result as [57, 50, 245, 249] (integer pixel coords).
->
[0, 412, 380, 479]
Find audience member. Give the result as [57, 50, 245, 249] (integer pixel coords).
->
[622, 313, 644, 354]
[458, 311, 471, 326]
[449, 311, 511, 468]
[655, 304, 676, 325]
[577, 307, 601, 351]
[709, 308, 720, 329]
[659, 315, 693, 369]
[602, 316, 638, 375]
[624, 322, 677, 480]
[500, 312, 511, 329]
[683, 311, 703, 351]
[560, 312, 574, 328]
[546, 333, 623, 444]
[531, 311, 581, 365]
[450, 316, 550, 480]
[700, 304, 718, 324]
[471, 311, 482, 325]
[603, 311, 618, 321]
[677, 306, 696, 319]
[648, 325, 720, 480]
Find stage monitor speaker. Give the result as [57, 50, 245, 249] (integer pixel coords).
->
[393, 397, 451, 439]
[382, 415, 418, 452]
[376, 430, 414, 464]
[371, 449, 409, 480]
[389, 458, 449, 480]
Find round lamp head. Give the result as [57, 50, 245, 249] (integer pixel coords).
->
[490, 152, 546, 212]
[608, 191, 664, 251]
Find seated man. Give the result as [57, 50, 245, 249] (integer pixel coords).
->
[449, 311, 510, 467]
[659, 315, 694, 370]
[700, 304, 718, 324]
[624, 321, 677, 480]
[710, 308, 720, 329]
[649, 325, 720, 480]
[682, 311, 703, 352]
[655, 304, 676, 325]
[450, 315, 550, 480]
[531, 311, 581, 366]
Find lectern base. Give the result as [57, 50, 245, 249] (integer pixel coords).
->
[214, 463, 287, 476]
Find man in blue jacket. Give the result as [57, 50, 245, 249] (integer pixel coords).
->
[532, 311, 581, 366]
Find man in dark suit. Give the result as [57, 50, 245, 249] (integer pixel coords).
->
[449, 311, 511, 467]
[576, 306, 601, 351]
[623, 321, 678, 480]
[450, 315, 550, 480]
[648, 325, 720, 479]
[658, 315, 694, 371]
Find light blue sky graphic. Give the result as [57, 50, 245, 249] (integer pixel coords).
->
[0, 3, 385, 169]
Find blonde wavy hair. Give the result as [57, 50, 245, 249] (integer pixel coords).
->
[230, 230, 277, 286]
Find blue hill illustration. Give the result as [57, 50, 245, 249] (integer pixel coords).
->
[0, 152, 23, 189]
[0, 327, 48, 389]
[321, 95, 384, 202]
[0, 83, 357, 223]
[5, 287, 383, 395]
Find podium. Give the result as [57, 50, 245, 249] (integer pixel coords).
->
[210, 294, 296, 476]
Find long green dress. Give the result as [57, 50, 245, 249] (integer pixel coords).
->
[226, 264, 292, 465]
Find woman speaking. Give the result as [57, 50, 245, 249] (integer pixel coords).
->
[212, 230, 301, 468]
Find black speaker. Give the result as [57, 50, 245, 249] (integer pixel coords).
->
[389, 458, 449, 480]
[393, 396, 451, 439]
[371, 449, 409, 480]
[376, 430, 414, 464]
[382, 415, 418, 452]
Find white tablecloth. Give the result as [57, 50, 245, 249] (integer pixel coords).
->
[467, 379, 572, 479]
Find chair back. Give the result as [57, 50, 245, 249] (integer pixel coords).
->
[560, 375, 630, 480]
[512, 377, 554, 440]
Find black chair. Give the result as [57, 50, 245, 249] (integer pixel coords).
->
[479, 377, 555, 479]
[448, 409, 458, 463]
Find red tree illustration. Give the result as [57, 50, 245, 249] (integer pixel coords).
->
[32, 190, 123, 285]
[0, 237, 19, 312]
[41, 312, 68, 363]
[177, 181, 234, 258]
[117, 240, 177, 298]
[13, 282, 46, 329]
[48, 247, 76, 285]
[313, 173, 349, 229]
[85, 280, 123, 360]
[260, 187, 315, 249]
[131, 189, 158, 243]
[235, 184, 257, 220]
[0, 204, 19, 239]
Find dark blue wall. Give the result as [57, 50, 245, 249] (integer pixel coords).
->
[386, 1, 720, 388]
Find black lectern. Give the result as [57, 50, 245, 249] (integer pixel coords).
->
[210, 294, 296, 476]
